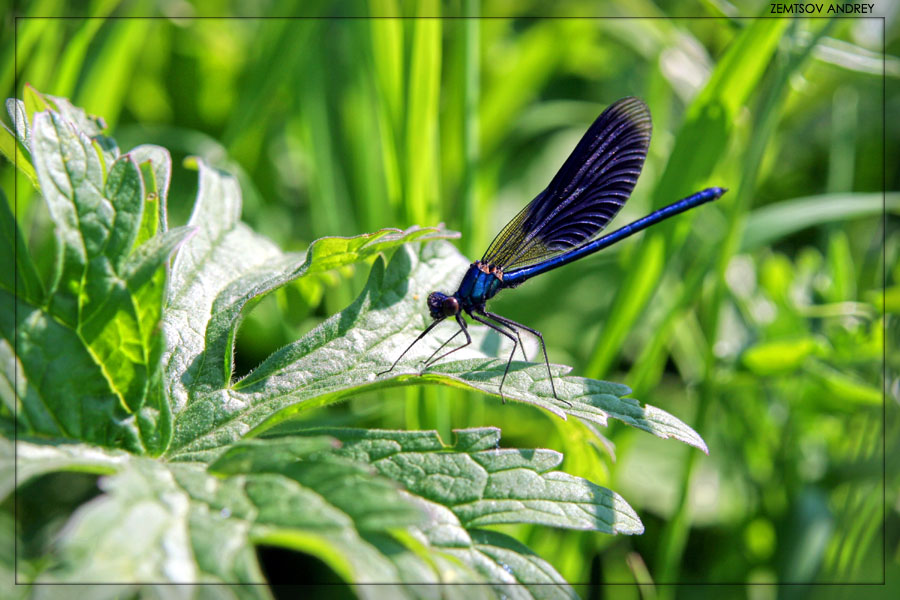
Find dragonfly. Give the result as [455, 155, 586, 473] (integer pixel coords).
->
[379, 97, 726, 404]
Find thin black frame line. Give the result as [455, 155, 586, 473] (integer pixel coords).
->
[6, 15, 883, 19]
[880, 12, 887, 588]
[21, 581, 896, 587]
[13, 9, 19, 591]
[8, 10, 889, 589]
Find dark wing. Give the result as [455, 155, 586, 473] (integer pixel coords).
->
[481, 97, 651, 271]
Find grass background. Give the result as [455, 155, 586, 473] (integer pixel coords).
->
[3, 0, 898, 596]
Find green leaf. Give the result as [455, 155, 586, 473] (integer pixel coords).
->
[209, 437, 425, 531]
[304, 427, 644, 535]
[7, 98, 30, 146]
[14, 434, 572, 596]
[3, 290, 132, 445]
[368, 0, 403, 132]
[208, 435, 341, 473]
[651, 18, 789, 211]
[399, 494, 578, 598]
[167, 240, 705, 462]
[24, 85, 118, 162]
[871, 285, 900, 314]
[825, 230, 855, 303]
[0, 189, 44, 304]
[5, 104, 191, 450]
[211, 432, 580, 596]
[119, 145, 180, 455]
[74, 18, 151, 130]
[12, 438, 419, 591]
[5, 381, 590, 594]
[31, 111, 137, 324]
[0, 436, 126, 502]
[466, 528, 577, 597]
[46, 458, 270, 586]
[585, 233, 665, 380]
[0, 99, 39, 189]
[161, 156, 455, 416]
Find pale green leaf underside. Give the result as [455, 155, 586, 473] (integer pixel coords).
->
[288, 427, 644, 536]
[0, 99, 39, 189]
[161, 157, 457, 414]
[11, 438, 408, 590]
[400, 494, 578, 598]
[168, 240, 706, 462]
[9, 436, 578, 596]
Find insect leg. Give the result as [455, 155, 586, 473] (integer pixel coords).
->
[502, 321, 528, 361]
[423, 314, 472, 367]
[482, 310, 567, 407]
[377, 318, 444, 377]
[422, 328, 464, 366]
[470, 311, 519, 404]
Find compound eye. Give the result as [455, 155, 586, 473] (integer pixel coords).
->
[442, 296, 460, 316]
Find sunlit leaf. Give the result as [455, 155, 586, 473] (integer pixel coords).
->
[166, 238, 706, 462]
[310, 427, 644, 535]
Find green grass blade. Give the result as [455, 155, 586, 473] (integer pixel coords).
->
[404, 1, 442, 226]
[297, 61, 353, 238]
[369, 0, 404, 131]
[368, 1, 404, 215]
[742, 192, 898, 250]
[460, 0, 480, 256]
[76, 16, 152, 129]
[826, 86, 858, 193]
[54, 0, 119, 98]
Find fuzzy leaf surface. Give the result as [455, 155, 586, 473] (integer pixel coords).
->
[168, 240, 706, 462]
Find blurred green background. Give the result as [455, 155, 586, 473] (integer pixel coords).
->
[3, 0, 898, 596]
